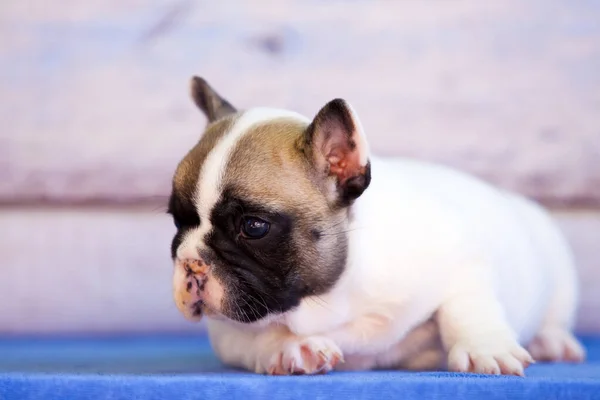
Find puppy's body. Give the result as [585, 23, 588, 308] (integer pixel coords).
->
[170, 78, 584, 376]
[285, 155, 576, 368]
[207, 148, 578, 373]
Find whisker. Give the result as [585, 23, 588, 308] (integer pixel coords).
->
[246, 291, 269, 314]
[234, 295, 253, 322]
[319, 227, 366, 237]
[319, 219, 348, 233]
[238, 293, 261, 321]
[240, 279, 280, 306]
[232, 299, 248, 322]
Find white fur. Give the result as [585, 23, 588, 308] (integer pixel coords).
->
[195, 107, 582, 375]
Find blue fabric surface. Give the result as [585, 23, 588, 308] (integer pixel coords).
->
[0, 335, 599, 400]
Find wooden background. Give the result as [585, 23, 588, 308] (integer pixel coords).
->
[1, 0, 599, 334]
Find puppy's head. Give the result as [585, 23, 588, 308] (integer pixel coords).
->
[169, 77, 371, 324]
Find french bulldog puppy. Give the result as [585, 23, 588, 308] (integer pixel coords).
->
[169, 76, 585, 376]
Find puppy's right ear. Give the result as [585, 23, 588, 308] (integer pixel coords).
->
[303, 98, 371, 207]
[190, 76, 237, 123]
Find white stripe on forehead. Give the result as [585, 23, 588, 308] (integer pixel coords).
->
[187, 107, 310, 247]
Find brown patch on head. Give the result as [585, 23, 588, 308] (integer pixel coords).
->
[173, 116, 238, 201]
[224, 118, 329, 215]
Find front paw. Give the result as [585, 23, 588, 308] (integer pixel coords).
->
[448, 337, 534, 376]
[266, 336, 344, 375]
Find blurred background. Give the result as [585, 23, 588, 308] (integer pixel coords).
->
[1, 0, 599, 336]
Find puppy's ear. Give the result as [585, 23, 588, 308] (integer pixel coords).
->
[190, 76, 237, 123]
[304, 99, 371, 206]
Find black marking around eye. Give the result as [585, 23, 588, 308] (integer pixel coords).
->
[168, 189, 201, 259]
[203, 188, 301, 321]
[198, 186, 349, 324]
[167, 191, 200, 230]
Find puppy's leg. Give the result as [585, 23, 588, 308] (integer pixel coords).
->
[509, 196, 585, 362]
[207, 319, 343, 375]
[383, 319, 445, 371]
[437, 279, 534, 376]
[528, 328, 585, 363]
[527, 247, 585, 362]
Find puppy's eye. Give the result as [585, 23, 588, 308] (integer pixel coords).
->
[241, 217, 270, 239]
[172, 217, 182, 230]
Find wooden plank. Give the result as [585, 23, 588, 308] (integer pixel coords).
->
[0, 207, 197, 334]
[1, 0, 600, 205]
[0, 207, 599, 334]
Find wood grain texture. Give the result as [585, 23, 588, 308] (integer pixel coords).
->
[1, 0, 600, 205]
[0, 207, 197, 334]
[0, 208, 599, 334]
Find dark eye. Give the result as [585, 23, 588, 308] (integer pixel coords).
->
[241, 217, 270, 239]
[173, 218, 182, 230]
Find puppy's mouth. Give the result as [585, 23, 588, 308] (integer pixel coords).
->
[173, 258, 292, 324]
[190, 299, 221, 319]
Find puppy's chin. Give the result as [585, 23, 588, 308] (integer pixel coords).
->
[203, 303, 271, 326]
[219, 302, 287, 330]
[220, 290, 293, 325]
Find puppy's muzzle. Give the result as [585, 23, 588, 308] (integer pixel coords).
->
[173, 258, 223, 321]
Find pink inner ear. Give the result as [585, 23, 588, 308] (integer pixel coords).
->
[312, 98, 369, 184]
[326, 142, 362, 183]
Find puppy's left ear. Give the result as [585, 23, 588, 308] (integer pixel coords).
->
[190, 76, 237, 123]
[304, 99, 371, 206]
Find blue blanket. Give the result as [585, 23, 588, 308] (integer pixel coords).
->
[1, 335, 599, 400]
